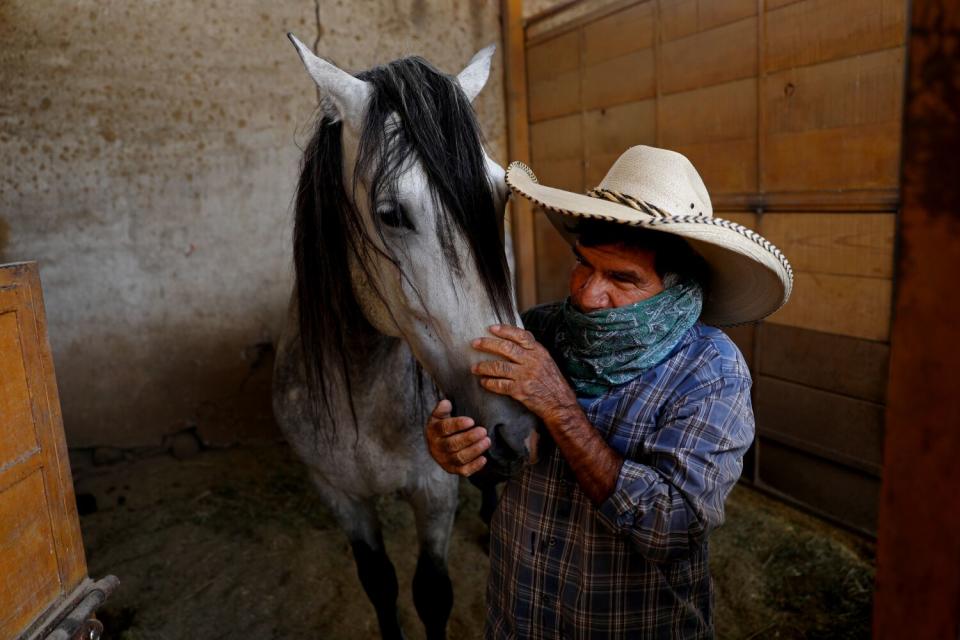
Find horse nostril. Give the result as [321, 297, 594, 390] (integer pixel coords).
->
[492, 423, 505, 440]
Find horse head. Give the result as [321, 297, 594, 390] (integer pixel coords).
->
[288, 35, 538, 472]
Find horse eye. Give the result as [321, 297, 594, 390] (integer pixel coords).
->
[378, 205, 415, 231]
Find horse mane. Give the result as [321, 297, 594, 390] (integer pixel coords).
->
[293, 55, 512, 426]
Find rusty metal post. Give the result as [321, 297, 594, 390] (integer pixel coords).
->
[873, 1, 960, 638]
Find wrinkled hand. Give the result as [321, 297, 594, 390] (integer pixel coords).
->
[424, 399, 491, 476]
[471, 324, 579, 422]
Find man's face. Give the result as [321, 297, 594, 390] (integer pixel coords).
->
[569, 241, 664, 313]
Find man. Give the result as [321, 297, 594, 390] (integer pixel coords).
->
[426, 146, 793, 638]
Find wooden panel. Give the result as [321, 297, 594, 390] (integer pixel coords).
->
[765, 0, 907, 72]
[671, 138, 757, 195]
[764, 121, 902, 192]
[757, 323, 889, 403]
[582, 1, 654, 63]
[660, 78, 757, 146]
[723, 323, 755, 365]
[583, 99, 656, 186]
[582, 49, 656, 111]
[534, 213, 575, 305]
[527, 30, 581, 122]
[755, 376, 884, 472]
[758, 438, 880, 533]
[503, 0, 537, 310]
[0, 470, 62, 639]
[766, 271, 892, 341]
[761, 213, 895, 278]
[0, 311, 39, 462]
[660, 17, 758, 94]
[765, 48, 905, 135]
[660, 0, 756, 42]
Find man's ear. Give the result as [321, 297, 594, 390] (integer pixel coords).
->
[287, 32, 371, 129]
[457, 44, 495, 103]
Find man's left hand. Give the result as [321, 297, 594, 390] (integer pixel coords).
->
[471, 325, 579, 422]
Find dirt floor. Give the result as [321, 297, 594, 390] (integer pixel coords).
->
[71, 443, 875, 639]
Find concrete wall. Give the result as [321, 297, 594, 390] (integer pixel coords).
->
[0, 0, 506, 448]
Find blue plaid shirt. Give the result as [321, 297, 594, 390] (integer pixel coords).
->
[486, 304, 755, 639]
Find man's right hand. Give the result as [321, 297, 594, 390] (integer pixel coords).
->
[425, 399, 491, 476]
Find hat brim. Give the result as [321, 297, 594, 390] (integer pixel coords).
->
[505, 162, 793, 326]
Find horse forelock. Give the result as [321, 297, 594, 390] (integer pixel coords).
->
[293, 54, 511, 425]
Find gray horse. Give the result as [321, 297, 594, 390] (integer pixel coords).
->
[273, 35, 539, 640]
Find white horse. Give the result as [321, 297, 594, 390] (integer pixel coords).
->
[273, 35, 538, 640]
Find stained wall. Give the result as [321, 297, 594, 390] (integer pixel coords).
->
[0, 0, 507, 447]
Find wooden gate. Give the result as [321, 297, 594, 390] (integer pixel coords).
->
[504, 0, 907, 534]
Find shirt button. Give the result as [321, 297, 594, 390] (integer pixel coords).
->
[548, 537, 557, 547]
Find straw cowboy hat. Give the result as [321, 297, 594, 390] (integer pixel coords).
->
[505, 145, 793, 326]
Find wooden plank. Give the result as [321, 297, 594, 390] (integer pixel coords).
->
[765, 0, 907, 72]
[757, 438, 880, 533]
[714, 189, 900, 213]
[874, 0, 960, 634]
[660, 0, 757, 41]
[583, 99, 656, 186]
[660, 17, 758, 94]
[0, 310, 40, 464]
[660, 78, 757, 145]
[761, 213, 895, 279]
[527, 30, 581, 122]
[0, 469, 62, 639]
[582, 48, 656, 111]
[530, 113, 583, 174]
[582, 1, 654, 64]
[671, 138, 757, 195]
[765, 0, 804, 10]
[755, 375, 884, 472]
[756, 323, 890, 403]
[503, 0, 537, 310]
[765, 47, 905, 135]
[723, 323, 755, 366]
[766, 271, 892, 341]
[764, 121, 902, 192]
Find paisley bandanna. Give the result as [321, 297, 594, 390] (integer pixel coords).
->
[555, 280, 703, 397]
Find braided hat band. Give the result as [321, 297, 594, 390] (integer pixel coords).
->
[504, 147, 793, 326]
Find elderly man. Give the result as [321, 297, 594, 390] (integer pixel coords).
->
[426, 146, 793, 639]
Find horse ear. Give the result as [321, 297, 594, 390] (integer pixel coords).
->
[287, 33, 371, 128]
[456, 44, 495, 103]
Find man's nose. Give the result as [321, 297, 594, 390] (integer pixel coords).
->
[577, 276, 612, 311]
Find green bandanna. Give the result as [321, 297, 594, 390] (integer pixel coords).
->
[555, 280, 703, 397]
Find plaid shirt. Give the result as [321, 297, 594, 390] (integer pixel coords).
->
[486, 304, 754, 639]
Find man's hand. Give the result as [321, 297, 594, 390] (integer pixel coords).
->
[471, 324, 579, 422]
[425, 399, 491, 476]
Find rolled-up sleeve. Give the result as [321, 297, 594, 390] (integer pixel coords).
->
[595, 373, 754, 562]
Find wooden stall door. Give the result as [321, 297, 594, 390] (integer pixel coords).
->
[513, 0, 908, 534]
[0, 262, 87, 638]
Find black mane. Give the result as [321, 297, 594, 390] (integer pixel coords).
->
[293, 55, 512, 425]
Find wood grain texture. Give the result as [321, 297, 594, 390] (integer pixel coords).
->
[660, 78, 757, 145]
[757, 438, 880, 533]
[660, 17, 758, 94]
[764, 0, 907, 72]
[0, 470, 62, 639]
[582, 49, 656, 111]
[0, 311, 38, 463]
[763, 121, 902, 191]
[503, 0, 537, 311]
[583, 99, 656, 186]
[761, 213, 895, 278]
[671, 138, 757, 194]
[765, 47, 904, 134]
[660, 0, 757, 42]
[582, 1, 654, 63]
[766, 271, 893, 341]
[755, 375, 884, 472]
[527, 30, 581, 122]
[756, 322, 890, 403]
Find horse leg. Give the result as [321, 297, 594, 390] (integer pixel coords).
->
[408, 478, 457, 640]
[312, 478, 404, 640]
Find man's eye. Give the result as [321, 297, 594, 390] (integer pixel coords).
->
[378, 205, 415, 231]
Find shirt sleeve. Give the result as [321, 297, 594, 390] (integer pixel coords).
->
[595, 373, 754, 562]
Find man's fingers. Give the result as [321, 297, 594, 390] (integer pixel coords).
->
[456, 455, 488, 477]
[479, 377, 514, 396]
[431, 399, 452, 419]
[471, 337, 525, 362]
[440, 426, 488, 453]
[434, 416, 476, 436]
[489, 324, 537, 349]
[450, 434, 491, 465]
[471, 359, 515, 379]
